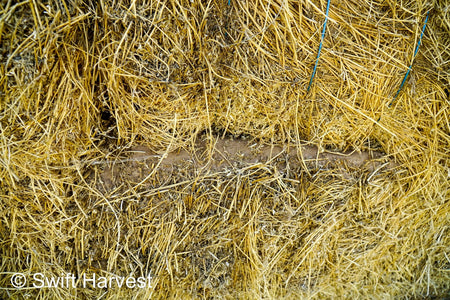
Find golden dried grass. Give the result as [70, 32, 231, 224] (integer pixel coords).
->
[0, 0, 449, 299]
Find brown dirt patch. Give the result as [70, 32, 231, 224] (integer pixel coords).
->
[97, 136, 396, 192]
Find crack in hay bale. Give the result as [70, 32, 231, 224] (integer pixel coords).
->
[95, 135, 396, 193]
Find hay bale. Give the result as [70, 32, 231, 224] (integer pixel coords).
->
[1, 0, 448, 299]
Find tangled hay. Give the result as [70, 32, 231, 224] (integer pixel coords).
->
[1, 0, 449, 298]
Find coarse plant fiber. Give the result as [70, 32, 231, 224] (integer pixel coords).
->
[0, 0, 449, 299]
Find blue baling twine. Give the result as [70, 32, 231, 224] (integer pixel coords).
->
[388, 12, 429, 108]
[307, 0, 331, 92]
[228, 0, 230, 5]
